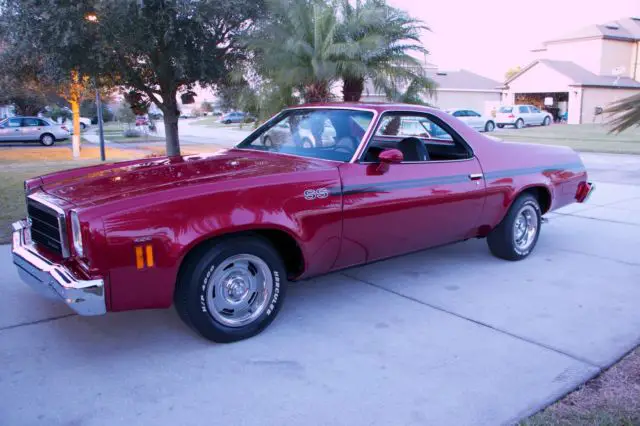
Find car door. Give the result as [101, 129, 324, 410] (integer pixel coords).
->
[466, 110, 484, 130]
[528, 106, 544, 124]
[334, 111, 487, 269]
[451, 110, 471, 127]
[0, 118, 24, 141]
[518, 105, 532, 125]
[20, 117, 44, 141]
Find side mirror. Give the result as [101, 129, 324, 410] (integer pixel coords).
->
[379, 148, 403, 164]
[377, 148, 403, 173]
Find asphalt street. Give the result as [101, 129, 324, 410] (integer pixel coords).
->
[1, 145, 639, 425]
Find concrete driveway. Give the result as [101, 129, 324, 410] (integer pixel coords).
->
[1, 152, 639, 426]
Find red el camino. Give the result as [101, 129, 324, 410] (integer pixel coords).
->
[12, 103, 594, 342]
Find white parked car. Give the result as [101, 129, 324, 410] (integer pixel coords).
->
[496, 105, 552, 129]
[260, 119, 337, 148]
[444, 108, 496, 132]
[61, 116, 92, 132]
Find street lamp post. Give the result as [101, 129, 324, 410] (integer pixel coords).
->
[95, 83, 106, 161]
[86, 12, 105, 161]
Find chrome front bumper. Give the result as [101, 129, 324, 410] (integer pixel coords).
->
[11, 220, 106, 315]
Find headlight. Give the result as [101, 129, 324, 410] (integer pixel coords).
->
[70, 211, 84, 257]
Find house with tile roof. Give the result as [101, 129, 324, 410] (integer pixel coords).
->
[502, 17, 640, 124]
[360, 62, 503, 116]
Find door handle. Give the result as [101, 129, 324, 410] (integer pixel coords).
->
[469, 173, 483, 180]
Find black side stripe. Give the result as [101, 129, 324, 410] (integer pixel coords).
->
[332, 161, 586, 196]
[483, 162, 585, 180]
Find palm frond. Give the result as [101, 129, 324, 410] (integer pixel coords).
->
[605, 93, 640, 133]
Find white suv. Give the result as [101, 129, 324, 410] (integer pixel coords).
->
[496, 105, 552, 129]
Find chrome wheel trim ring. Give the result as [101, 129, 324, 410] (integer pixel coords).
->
[205, 254, 274, 328]
[513, 204, 539, 253]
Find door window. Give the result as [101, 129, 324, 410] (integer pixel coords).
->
[452, 110, 466, 117]
[7, 118, 22, 127]
[22, 118, 42, 127]
[363, 113, 472, 162]
[529, 106, 541, 113]
[518, 106, 530, 113]
[467, 110, 482, 117]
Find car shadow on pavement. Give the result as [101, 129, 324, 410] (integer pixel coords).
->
[30, 240, 497, 356]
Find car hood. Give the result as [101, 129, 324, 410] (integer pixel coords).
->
[39, 149, 335, 207]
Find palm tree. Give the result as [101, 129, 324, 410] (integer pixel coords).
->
[606, 93, 640, 133]
[248, 0, 341, 103]
[384, 77, 436, 106]
[335, 0, 434, 102]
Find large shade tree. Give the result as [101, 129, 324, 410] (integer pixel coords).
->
[0, 0, 263, 156]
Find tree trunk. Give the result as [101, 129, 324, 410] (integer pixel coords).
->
[163, 111, 180, 156]
[342, 77, 364, 102]
[161, 91, 181, 156]
[70, 70, 82, 159]
[305, 81, 332, 103]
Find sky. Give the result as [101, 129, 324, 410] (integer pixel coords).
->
[388, 0, 640, 81]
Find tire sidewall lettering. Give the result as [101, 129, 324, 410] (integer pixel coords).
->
[199, 254, 282, 321]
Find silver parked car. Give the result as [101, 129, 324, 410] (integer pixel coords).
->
[0, 116, 70, 146]
[218, 111, 253, 124]
[495, 105, 553, 129]
[445, 108, 496, 132]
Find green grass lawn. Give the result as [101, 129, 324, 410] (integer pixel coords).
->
[0, 145, 148, 244]
[0, 160, 102, 244]
[190, 116, 226, 126]
[494, 124, 640, 154]
[190, 117, 258, 129]
[108, 134, 165, 143]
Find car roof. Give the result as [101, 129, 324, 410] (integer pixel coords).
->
[288, 102, 441, 115]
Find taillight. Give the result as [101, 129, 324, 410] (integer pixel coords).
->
[508, 114, 515, 118]
[576, 181, 595, 202]
[61, 125, 68, 131]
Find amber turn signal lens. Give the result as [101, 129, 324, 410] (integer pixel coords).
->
[135, 244, 155, 269]
[135, 246, 144, 269]
[145, 244, 154, 268]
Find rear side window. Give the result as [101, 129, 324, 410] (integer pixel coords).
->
[22, 118, 42, 127]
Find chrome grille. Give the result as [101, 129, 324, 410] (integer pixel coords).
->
[26, 197, 69, 257]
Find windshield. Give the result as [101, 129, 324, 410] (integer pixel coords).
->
[236, 108, 374, 162]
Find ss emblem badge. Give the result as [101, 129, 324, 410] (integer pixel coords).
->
[304, 188, 329, 200]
